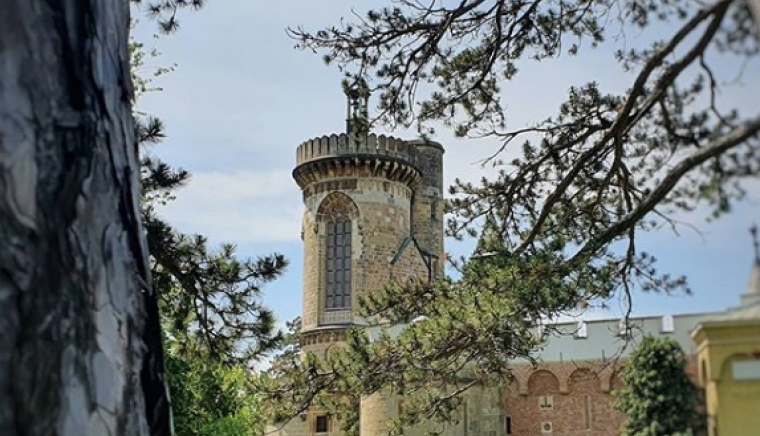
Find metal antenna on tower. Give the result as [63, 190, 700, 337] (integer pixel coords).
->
[343, 78, 369, 136]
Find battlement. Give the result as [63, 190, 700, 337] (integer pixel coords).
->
[295, 133, 418, 168]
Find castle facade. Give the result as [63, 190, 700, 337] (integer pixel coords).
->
[275, 101, 760, 436]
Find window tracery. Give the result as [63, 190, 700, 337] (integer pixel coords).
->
[317, 193, 359, 312]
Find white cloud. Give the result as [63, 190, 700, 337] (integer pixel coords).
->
[157, 170, 303, 244]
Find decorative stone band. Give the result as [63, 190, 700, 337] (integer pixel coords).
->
[293, 133, 422, 190]
[293, 155, 421, 191]
[300, 328, 349, 347]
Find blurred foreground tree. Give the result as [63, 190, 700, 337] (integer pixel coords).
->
[0, 0, 280, 434]
[0, 2, 178, 435]
[262, 0, 760, 434]
[615, 336, 704, 436]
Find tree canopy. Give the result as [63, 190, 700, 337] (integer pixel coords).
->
[615, 336, 704, 436]
[263, 0, 759, 433]
[165, 341, 265, 436]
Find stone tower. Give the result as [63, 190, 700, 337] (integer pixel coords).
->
[289, 90, 444, 436]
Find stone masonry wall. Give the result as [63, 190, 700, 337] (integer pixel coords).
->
[409, 141, 445, 275]
[360, 384, 507, 436]
[297, 172, 431, 436]
[300, 178, 420, 335]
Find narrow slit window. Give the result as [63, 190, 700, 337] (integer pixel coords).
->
[326, 220, 352, 310]
[583, 395, 592, 430]
[539, 395, 554, 411]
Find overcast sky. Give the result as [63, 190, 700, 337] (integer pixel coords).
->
[133, 1, 760, 329]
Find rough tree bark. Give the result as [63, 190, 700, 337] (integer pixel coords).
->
[0, 1, 170, 435]
[752, 0, 760, 30]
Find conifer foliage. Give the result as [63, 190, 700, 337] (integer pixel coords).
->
[130, 11, 285, 435]
[131, 3, 287, 365]
[132, 0, 206, 34]
[615, 336, 704, 436]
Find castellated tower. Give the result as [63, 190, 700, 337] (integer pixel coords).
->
[292, 83, 443, 362]
[279, 89, 504, 436]
[287, 90, 446, 436]
[292, 131, 444, 349]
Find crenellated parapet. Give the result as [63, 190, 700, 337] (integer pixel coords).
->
[296, 133, 418, 166]
[293, 133, 422, 191]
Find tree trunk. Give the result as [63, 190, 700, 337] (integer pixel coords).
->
[0, 1, 170, 435]
[751, 0, 760, 32]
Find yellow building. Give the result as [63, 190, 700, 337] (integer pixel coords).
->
[693, 245, 760, 436]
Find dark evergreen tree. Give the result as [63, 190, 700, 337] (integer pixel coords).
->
[615, 336, 704, 436]
[263, 0, 760, 433]
[130, 7, 288, 365]
[130, 10, 291, 436]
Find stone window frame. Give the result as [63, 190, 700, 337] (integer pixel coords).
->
[314, 415, 330, 434]
[538, 395, 554, 411]
[315, 193, 360, 323]
[541, 421, 553, 434]
[430, 198, 438, 222]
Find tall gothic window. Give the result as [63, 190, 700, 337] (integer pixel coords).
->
[326, 219, 352, 310]
[318, 192, 358, 313]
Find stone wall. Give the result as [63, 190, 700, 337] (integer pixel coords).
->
[408, 140, 445, 273]
[299, 178, 422, 336]
[503, 356, 699, 436]
[296, 134, 417, 167]
[359, 384, 507, 436]
[505, 364, 624, 436]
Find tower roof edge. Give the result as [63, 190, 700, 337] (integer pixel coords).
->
[405, 138, 445, 153]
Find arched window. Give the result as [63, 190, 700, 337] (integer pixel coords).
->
[317, 193, 358, 312]
[326, 219, 351, 310]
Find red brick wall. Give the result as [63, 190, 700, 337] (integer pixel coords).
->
[505, 364, 625, 436]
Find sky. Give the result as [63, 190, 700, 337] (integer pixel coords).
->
[133, 1, 760, 330]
